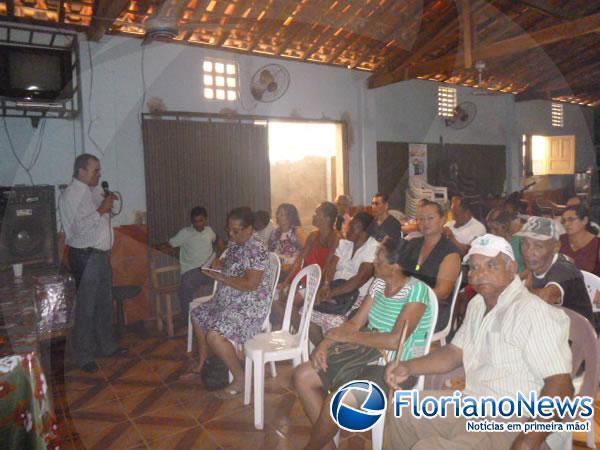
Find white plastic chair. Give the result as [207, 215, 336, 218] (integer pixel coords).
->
[335, 284, 439, 449]
[186, 252, 281, 354]
[581, 270, 600, 313]
[431, 271, 463, 346]
[244, 264, 322, 430]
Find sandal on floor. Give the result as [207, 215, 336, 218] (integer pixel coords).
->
[214, 385, 243, 399]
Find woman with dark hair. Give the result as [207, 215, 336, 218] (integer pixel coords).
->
[268, 203, 305, 280]
[406, 200, 461, 332]
[560, 204, 600, 275]
[272, 202, 339, 327]
[310, 212, 379, 340]
[293, 237, 434, 449]
[280, 201, 339, 292]
[186, 207, 273, 397]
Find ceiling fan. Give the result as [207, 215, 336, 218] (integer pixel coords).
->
[469, 60, 502, 96]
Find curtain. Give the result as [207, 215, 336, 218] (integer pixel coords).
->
[142, 117, 270, 244]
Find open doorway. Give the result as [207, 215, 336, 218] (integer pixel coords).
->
[268, 121, 346, 231]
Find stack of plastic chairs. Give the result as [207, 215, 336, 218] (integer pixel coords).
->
[405, 178, 448, 219]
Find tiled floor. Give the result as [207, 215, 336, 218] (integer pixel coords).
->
[49, 318, 370, 449]
[47, 318, 598, 449]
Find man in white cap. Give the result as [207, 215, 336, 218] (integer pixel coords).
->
[384, 234, 573, 450]
[518, 216, 593, 323]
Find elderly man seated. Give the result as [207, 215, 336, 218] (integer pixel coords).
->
[518, 216, 593, 324]
[385, 234, 573, 450]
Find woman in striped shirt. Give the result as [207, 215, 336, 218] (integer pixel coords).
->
[293, 238, 434, 450]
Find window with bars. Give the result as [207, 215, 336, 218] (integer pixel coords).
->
[438, 85, 457, 117]
[552, 102, 564, 127]
[203, 60, 238, 101]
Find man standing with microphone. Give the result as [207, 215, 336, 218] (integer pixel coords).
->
[60, 153, 127, 373]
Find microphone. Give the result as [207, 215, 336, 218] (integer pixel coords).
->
[101, 181, 111, 196]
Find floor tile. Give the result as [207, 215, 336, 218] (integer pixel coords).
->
[131, 405, 199, 446]
[150, 425, 219, 450]
[118, 386, 182, 418]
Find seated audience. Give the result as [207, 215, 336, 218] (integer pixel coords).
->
[566, 195, 600, 233]
[310, 212, 378, 341]
[186, 207, 273, 397]
[271, 202, 339, 327]
[443, 195, 486, 255]
[518, 216, 593, 323]
[367, 192, 402, 242]
[334, 194, 352, 238]
[401, 198, 427, 240]
[560, 204, 600, 275]
[294, 238, 434, 449]
[486, 207, 526, 273]
[253, 210, 275, 244]
[384, 234, 573, 450]
[168, 206, 216, 313]
[268, 203, 305, 281]
[406, 200, 461, 331]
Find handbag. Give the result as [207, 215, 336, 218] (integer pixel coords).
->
[201, 355, 229, 391]
[313, 279, 359, 315]
[320, 339, 383, 392]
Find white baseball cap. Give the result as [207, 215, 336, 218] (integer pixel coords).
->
[463, 234, 515, 263]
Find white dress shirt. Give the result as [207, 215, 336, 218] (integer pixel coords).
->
[60, 178, 113, 251]
[445, 217, 486, 245]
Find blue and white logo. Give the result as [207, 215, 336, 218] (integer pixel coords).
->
[330, 380, 387, 432]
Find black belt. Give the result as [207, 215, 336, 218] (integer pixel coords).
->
[69, 246, 109, 254]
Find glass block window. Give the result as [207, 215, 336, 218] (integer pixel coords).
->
[203, 60, 237, 101]
[438, 85, 457, 117]
[552, 102, 564, 127]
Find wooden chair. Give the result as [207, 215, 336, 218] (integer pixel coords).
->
[150, 263, 180, 337]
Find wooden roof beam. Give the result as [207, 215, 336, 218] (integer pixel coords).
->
[367, 12, 460, 89]
[459, 0, 474, 69]
[513, 0, 578, 20]
[88, 0, 132, 41]
[399, 11, 600, 85]
[516, 65, 600, 102]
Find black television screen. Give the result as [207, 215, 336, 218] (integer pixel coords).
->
[0, 45, 73, 101]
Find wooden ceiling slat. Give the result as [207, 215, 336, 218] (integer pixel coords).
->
[325, 1, 379, 64]
[88, 0, 133, 41]
[213, 0, 252, 47]
[332, 0, 422, 69]
[4, 0, 599, 103]
[247, 0, 297, 52]
[405, 11, 600, 80]
[513, 0, 578, 20]
[368, 7, 460, 89]
[300, 1, 350, 60]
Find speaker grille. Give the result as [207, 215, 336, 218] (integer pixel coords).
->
[0, 185, 57, 267]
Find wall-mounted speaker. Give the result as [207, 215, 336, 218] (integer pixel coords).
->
[0, 185, 57, 267]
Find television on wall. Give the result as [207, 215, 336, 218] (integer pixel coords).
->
[0, 45, 73, 101]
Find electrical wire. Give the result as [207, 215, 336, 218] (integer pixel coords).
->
[86, 40, 102, 154]
[3, 116, 34, 185]
[139, 44, 147, 131]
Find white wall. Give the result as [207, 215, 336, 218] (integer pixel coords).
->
[370, 78, 596, 194]
[0, 30, 370, 225]
[1, 26, 596, 223]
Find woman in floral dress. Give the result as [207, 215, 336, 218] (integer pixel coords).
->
[268, 203, 305, 281]
[188, 207, 273, 397]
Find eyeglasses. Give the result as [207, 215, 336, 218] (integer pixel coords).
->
[561, 217, 580, 224]
[371, 201, 382, 206]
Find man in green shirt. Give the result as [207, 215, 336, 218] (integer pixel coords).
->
[168, 206, 217, 313]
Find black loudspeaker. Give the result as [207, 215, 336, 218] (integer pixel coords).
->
[0, 185, 57, 267]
